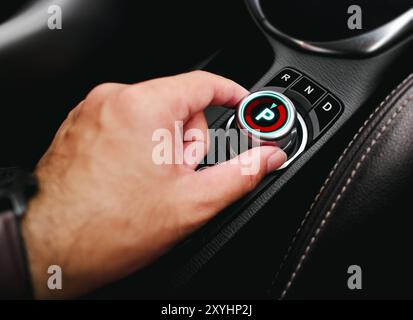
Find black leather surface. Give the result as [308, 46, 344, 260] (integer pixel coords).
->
[272, 73, 413, 299]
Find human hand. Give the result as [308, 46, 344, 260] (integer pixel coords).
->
[21, 71, 287, 298]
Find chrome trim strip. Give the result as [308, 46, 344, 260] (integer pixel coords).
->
[225, 113, 308, 170]
[277, 113, 308, 170]
[246, 0, 413, 56]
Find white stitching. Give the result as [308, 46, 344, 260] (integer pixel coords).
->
[280, 93, 413, 299]
[271, 73, 413, 288]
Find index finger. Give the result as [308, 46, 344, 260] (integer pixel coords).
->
[136, 70, 249, 121]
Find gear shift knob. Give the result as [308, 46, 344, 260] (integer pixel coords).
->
[236, 90, 297, 150]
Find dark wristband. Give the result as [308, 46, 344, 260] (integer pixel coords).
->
[0, 168, 36, 299]
[0, 209, 33, 299]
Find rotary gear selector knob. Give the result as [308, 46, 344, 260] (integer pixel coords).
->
[236, 90, 297, 150]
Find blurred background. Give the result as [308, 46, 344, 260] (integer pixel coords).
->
[0, 0, 259, 169]
[0, 0, 411, 171]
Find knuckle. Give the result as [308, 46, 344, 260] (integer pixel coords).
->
[67, 108, 77, 120]
[87, 83, 117, 101]
[116, 86, 143, 111]
[244, 171, 259, 193]
[189, 70, 212, 79]
[167, 93, 188, 120]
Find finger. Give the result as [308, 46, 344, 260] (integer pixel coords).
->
[183, 141, 207, 170]
[136, 70, 249, 122]
[190, 146, 287, 218]
[182, 112, 209, 170]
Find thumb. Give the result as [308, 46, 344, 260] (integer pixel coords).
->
[193, 146, 287, 217]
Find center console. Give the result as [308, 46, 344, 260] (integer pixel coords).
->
[93, 0, 413, 299]
[222, 67, 343, 170]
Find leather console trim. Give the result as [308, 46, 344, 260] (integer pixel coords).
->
[271, 73, 413, 299]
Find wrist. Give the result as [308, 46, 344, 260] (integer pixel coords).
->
[22, 191, 80, 299]
[21, 197, 52, 299]
[21, 178, 97, 299]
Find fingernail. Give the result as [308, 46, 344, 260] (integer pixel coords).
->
[266, 149, 287, 173]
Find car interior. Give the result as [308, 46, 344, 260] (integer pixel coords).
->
[1, 0, 412, 299]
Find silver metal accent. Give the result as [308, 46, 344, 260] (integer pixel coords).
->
[277, 113, 308, 170]
[225, 113, 308, 170]
[246, 0, 413, 56]
[236, 90, 297, 148]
